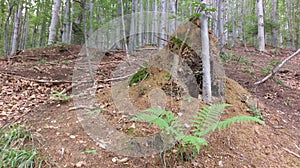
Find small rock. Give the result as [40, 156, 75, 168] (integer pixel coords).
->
[129, 123, 136, 129]
[112, 157, 118, 163]
[117, 157, 128, 163]
[70, 135, 76, 139]
[75, 161, 86, 167]
[218, 160, 223, 167]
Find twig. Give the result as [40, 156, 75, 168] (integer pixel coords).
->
[0, 112, 29, 129]
[255, 49, 300, 85]
[282, 147, 300, 159]
[59, 147, 65, 161]
[68, 105, 95, 111]
[1, 72, 73, 83]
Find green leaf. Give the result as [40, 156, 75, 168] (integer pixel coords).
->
[82, 150, 97, 154]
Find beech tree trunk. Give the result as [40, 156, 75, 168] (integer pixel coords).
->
[21, 8, 30, 50]
[152, 0, 157, 44]
[10, 3, 22, 55]
[159, 0, 167, 49]
[3, 4, 13, 59]
[120, 0, 129, 58]
[169, 0, 176, 34]
[217, 0, 224, 52]
[129, 0, 137, 53]
[89, 0, 94, 36]
[62, 0, 71, 43]
[200, 1, 212, 103]
[257, 0, 265, 51]
[272, 0, 278, 47]
[138, 0, 144, 46]
[48, 0, 61, 45]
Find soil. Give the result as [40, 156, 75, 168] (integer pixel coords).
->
[0, 44, 299, 168]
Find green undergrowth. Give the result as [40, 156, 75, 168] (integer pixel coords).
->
[129, 68, 149, 86]
[131, 104, 264, 164]
[0, 124, 49, 168]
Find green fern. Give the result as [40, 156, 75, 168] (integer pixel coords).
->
[131, 104, 264, 156]
[215, 116, 264, 131]
[130, 108, 181, 132]
[181, 136, 208, 153]
[192, 104, 231, 137]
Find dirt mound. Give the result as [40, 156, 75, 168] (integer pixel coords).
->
[156, 18, 226, 101]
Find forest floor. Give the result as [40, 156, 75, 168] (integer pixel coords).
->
[0, 44, 299, 167]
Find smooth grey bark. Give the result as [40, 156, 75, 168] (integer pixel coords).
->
[3, 4, 14, 59]
[241, 0, 248, 51]
[62, 0, 71, 43]
[159, 0, 167, 49]
[217, 0, 224, 52]
[89, 0, 94, 36]
[295, 0, 300, 49]
[129, 0, 137, 53]
[151, 0, 157, 44]
[200, 1, 212, 103]
[257, 0, 265, 51]
[138, 0, 144, 46]
[272, 0, 278, 47]
[230, 0, 236, 48]
[169, 0, 176, 34]
[145, 0, 150, 44]
[285, 0, 293, 47]
[69, 0, 73, 43]
[48, 0, 61, 45]
[120, 0, 129, 58]
[10, 3, 22, 55]
[116, 1, 122, 49]
[21, 8, 30, 50]
[83, 0, 94, 82]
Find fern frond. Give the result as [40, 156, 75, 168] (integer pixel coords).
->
[130, 113, 159, 123]
[144, 108, 165, 116]
[192, 104, 231, 136]
[181, 136, 208, 153]
[215, 116, 264, 131]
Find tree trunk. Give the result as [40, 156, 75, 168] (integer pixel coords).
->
[21, 8, 30, 50]
[257, 0, 265, 51]
[169, 0, 176, 34]
[138, 0, 144, 47]
[10, 3, 22, 55]
[230, 0, 236, 48]
[294, 0, 299, 49]
[89, 0, 94, 36]
[48, 0, 61, 45]
[3, 4, 14, 59]
[129, 0, 137, 53]
[62, 0, 70, 43]
[145, 0, 150, 44]
[152, 0, 157, 44]
[69, 0, 73, 44]
[285, 0, 293, 48]
[241, 0, 248, 51]
[83, 0, 94, 82]
[116, 1, 122, 49]
[217, 0, 224, 52]
[159, 0, 167, 49]
[200, 1, 212, 103]
[272, 0, 278, 47]
[120, 0, 130, 58]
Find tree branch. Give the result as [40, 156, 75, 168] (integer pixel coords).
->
[254, 49, 300, 85]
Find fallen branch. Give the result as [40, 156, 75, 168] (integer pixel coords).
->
[282, 147, 300, 159]
[255, 49, 300, 85]
[0, 72, 73, 83]
[68, 105, 95, 111]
